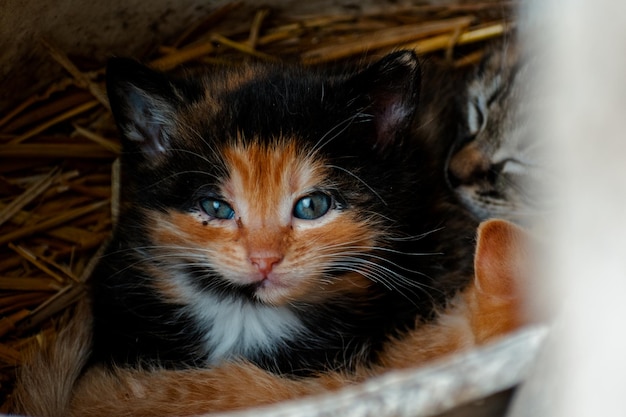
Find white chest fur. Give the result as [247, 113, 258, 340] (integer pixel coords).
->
[183, 291, 306, 364]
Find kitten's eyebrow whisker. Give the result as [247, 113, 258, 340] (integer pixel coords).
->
[138, 169, 220, 192]
[325, 164, 387, 206]
[170, 148, 212, 165]
[308, 113, 362, 158]
[187, 126, 224, 164]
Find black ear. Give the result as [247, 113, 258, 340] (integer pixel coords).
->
[106, 58, 194, 157]
[346, 51, 421, 151]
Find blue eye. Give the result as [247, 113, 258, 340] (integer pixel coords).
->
[293, 192, 332, 220]
[200, 198, 235, 220]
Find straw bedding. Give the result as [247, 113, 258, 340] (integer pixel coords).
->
[0, 1, 515, 409]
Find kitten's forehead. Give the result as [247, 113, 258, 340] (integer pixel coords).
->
[221, 138, 327, 221]
[179, 67, 271, 134]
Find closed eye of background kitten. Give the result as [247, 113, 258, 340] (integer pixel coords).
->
[446, 39, 548, 226]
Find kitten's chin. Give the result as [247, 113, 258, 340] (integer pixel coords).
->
[244, 276, 295, 306]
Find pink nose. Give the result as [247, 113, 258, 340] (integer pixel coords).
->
[250, 256, 283, 276]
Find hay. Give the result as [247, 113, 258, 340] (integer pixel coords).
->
[0, 1, 515, 409]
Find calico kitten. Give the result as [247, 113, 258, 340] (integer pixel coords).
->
[88, 51, 477, 376]
[9, 219, 528, 417]
[446, 40, 545, 225]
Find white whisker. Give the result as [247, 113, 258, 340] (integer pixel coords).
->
[325, 164, 387, 206]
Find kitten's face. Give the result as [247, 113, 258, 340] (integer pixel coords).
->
[148, 139, 377, 306]
[446, 42, 546, 225]
[106, 53, 420, 307]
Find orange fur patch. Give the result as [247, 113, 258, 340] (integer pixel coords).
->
[466, 219, 529, 343]
[377, 299, 474, 370]
[221, 137, 325, 226]
[71, 361, 349, 417]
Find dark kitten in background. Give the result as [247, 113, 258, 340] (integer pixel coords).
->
[446, 40, 545, 225]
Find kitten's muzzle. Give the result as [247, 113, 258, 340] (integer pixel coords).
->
[250, 255, 283, 277]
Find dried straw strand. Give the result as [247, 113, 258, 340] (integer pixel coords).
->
[0, 310, 30, 339]
[8, 243, 67, 284]
[16, 285, 85, 334]
[211, 34, 278, 61]
[40, 39, 110, 109]
[0, 78, 76, 130]
[0, 293, 51, 316]
[1, 92, 91, 134]
[151, 41, 217, 70]
[0, 277, 61, 292]
[7, 100, 99, 145]
[72, 124, 121, 153]
[0, 343, 21, 364]
[0, 167, 59, 228]
[248, 8, 270, 48]
[171, 1, 243, 48]
[0, 200, 109, 246]
[300, 16, 473, 64]
[403, 22, 508, 54]
[0, 143, 116, 158]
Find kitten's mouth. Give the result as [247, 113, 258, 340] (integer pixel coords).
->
[252, 275, 289, 291]
[239, 275, 295, 306]
[241, 274, 289, 297]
